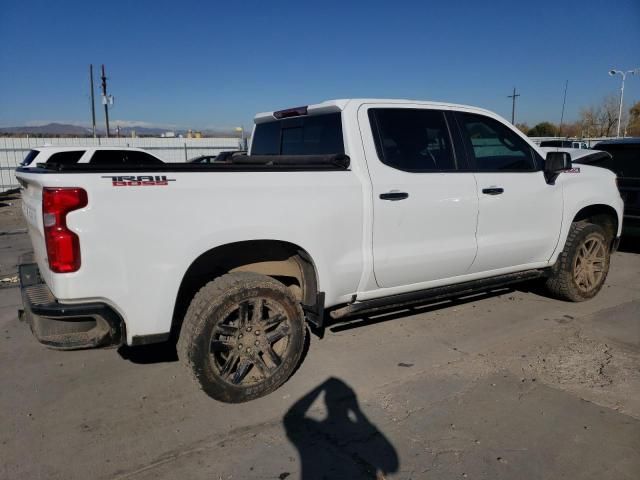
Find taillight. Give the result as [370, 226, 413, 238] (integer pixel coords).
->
[42, 188, 88, 273]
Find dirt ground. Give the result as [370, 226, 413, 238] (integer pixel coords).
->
[1, 194, 639, 480]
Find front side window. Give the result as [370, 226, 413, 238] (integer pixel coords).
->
[458, 113, 537, 171]
[369, 108, 456, 172]
[251, 112, 344, 155]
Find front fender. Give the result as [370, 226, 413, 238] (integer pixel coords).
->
[549, 166, 623, 264]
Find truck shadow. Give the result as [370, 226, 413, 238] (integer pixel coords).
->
[328, 287, 514, 333]
[117, 325, 312, 369]
[117, 341, 179, 364]
[618, 237, 640, 254]
[284, 377, 399, 479]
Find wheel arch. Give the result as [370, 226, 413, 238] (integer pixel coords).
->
[572, 203, 620, 244]
[171, 240, 320, 336]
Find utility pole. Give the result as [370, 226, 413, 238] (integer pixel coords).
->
[101, 64, 110, 138]
[507, 87, 520, 124]
[89, 65, 97, 138]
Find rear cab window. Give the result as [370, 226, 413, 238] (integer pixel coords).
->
[251, 112, 344, 155]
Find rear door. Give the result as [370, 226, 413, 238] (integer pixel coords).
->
[360, 105, 479, 288]
[454, 111, 563, 272]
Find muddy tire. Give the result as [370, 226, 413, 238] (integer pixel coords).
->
[177, 272, 306, 403]
[545, 222, 610, 302]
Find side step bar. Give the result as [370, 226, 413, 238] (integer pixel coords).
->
[329, 270, 547, 320]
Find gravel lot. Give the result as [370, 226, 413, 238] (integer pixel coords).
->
[1, 193, 639, 480]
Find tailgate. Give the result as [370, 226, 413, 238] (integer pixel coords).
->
[16, 173, 52, 286]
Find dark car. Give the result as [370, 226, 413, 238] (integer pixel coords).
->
[188, 155, 218, 164]
[188, 151, 246, 164]
[540, 139, 588, 149]
[592, 138, 640, 235]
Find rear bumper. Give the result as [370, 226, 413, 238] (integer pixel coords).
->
[18, 263, 124, 350]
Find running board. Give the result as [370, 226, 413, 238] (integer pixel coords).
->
[329, 270, 547, 320]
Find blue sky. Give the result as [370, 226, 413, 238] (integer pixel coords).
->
[1, 0, 639, 130]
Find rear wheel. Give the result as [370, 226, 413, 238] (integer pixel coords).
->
[546, 222, 610, 301]
[178, 272, 306, 403]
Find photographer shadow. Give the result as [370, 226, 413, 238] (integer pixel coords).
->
[284, 377, 398, 479]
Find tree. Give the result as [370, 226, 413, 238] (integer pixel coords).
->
[515, 123, 530, 135]
[627, 101, 640, 137]
[528, 121, 558, 137]
[578, 93, 622, 137]
[558, 121, 580, 138]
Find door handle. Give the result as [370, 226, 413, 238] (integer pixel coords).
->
[482, 187, 504, 195]
[380, 191, 409, 201]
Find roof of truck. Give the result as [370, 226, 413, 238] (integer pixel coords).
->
[254, 98, 498, 123]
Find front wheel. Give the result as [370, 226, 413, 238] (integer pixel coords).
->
[546, 222, 611, 302]
[177, 272, 306, 403]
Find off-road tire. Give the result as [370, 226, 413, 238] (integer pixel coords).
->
[545, 222, 610, 302]
[177, 272, 306, 403]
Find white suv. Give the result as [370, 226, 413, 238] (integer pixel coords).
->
[20, 146, 164, 168]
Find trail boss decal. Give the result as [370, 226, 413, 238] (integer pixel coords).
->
[101, 175, 176, 186]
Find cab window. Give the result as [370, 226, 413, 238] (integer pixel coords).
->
[458, 113, 539, 171]
[368, 108, 457, 172]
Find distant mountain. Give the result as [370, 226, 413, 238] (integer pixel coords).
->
[0, 123, 242, 138]
[0, 123, 92, 136]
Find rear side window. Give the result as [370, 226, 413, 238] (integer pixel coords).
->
[369, 108, 456, 171]
[251, 112, 344, 155]
[20, 150, 40, 166]
[47, 151, 85, 165]
[90, 150, 164, 165]
[458, 113, 537, 171]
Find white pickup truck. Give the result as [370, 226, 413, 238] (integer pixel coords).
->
[16, 99, 623, 402]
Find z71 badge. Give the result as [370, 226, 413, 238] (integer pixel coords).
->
[101, 175, 176, 186]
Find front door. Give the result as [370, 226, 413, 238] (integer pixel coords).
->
[455, 112, 563, 273]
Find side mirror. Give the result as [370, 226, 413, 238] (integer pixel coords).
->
[544, 151, 572, 184]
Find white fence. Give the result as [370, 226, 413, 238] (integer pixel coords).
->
[0, 137, 242, 192]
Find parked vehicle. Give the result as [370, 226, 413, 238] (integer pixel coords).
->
[539, 140, 588, 149]
[19, 146, 164, 168]
[539, 147, 612, 165]
[16, 99, 623, 403]
[591, 138, 640, 235]
[188, 151, 245, 163]
[188, 155, 218, 164]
